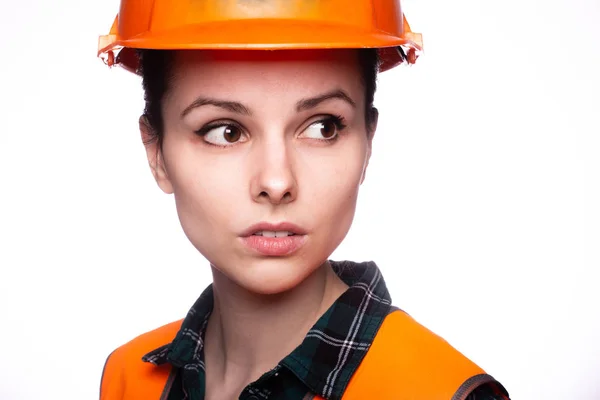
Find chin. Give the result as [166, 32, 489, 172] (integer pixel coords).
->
[231, 258, 324, 296]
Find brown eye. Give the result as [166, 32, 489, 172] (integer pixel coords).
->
[319, 120, 337, 139]
[200, 124, 247, 146]
[223, 126, 242, 143]
[302, 116, 346, 140]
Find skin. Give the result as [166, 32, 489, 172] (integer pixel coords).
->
[140, 49, 377, 399]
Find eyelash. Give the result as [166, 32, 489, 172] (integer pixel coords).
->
[318, 114, 347, 137]
[194, 120, 243, 137]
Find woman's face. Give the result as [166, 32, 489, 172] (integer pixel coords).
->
[143, 49, 376, 295]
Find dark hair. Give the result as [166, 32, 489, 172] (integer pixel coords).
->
[138, 49, 380, 146]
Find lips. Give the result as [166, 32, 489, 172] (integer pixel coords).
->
[241, 222, 307, 237]
[253, 230, 295, 237]
[240, 222, 307, 256]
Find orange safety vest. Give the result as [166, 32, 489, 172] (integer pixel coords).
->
[100, 310, 495, 400]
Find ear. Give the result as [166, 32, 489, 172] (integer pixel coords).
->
[139, 116, 174, 194]
[360, 108, 378, 184]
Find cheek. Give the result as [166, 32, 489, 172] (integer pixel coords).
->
[300, 140, 367, 234]
[163, 141, 247, 251]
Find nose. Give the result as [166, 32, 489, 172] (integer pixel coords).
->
[250, 136, 298, 205]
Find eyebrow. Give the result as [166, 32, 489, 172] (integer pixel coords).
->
[181, 89, 356, 118]
[181, 98, 252, 118]
[296, 89, 356, 111]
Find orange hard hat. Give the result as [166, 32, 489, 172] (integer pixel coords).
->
[98, 0, 423, 74]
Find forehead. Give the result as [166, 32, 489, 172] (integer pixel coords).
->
[166, 49, 365, 102]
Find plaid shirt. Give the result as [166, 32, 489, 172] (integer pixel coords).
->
[142, 261, 509, 400]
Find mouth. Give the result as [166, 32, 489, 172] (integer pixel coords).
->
[252, 231, 297, 237]
[240, 222, 308, 256]
[241, 222, 307, 237]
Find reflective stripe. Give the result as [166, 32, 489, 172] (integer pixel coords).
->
[99, 350, 116, 400]
[159, 367, 177, 400]
[451, 374, 497, 400]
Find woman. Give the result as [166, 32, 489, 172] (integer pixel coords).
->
[98, 1, 509, 399]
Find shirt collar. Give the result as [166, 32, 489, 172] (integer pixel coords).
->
[142, 260, 392, 400]
[142, 285, 213, 369]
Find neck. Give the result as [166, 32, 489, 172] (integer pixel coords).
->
[204, 261, 348, 392]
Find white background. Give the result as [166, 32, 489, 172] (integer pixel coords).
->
[0, 0, 599, 398]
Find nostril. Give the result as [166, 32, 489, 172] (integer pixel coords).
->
[254, 189, 295, 204]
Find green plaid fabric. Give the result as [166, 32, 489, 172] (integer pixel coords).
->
[142, 261, 509, 400]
